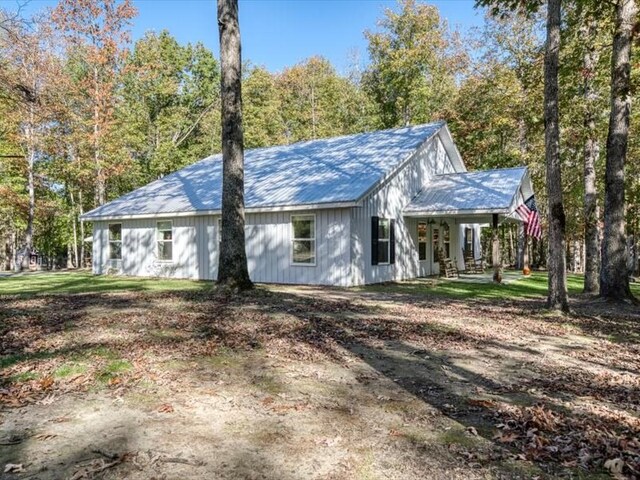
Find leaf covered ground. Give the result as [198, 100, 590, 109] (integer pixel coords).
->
[1, 273, 639, 479]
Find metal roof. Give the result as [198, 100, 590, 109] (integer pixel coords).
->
[82, 122, 445, 220]
[404, 167, 529, 216]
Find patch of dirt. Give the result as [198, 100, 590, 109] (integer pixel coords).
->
[1, 284, 639, 479]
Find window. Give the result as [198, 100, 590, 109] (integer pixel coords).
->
[108, 224, 122, 260]
[157, 220, 173, 261]
[432, 227, 440, 262]
[443, 223, 451, 259]
[418, 222, 428, 261]
[378, 218, 391, 264]
[291, 215, 315, 265]
[464, 227, 474, 257]
[371, 217, 395, 265]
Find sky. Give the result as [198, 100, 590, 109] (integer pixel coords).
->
[10, 0, 484, 73]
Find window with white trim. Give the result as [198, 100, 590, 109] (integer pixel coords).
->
[291, 215, 315, 265]
[377, 218, 390, 264]
[156, 221, 173, 261]
[443, 223, 451, 259]
[108, 224, 122, 260]
[418, 222, 428, 261]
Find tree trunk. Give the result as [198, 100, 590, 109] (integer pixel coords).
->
[492, 214, 502, 283]
[582, 19, 601, 294]
[94, 66, 106, 206]
[516, 222, 525, 270]
[70, 189, 79, 268]
[600, 0, 638, 301]
[544, 0, 569, 311]
[24, 145, 35, 270]
[16, 117, 36, 272]
[79, 190, 86, 268]
[216, 0, 252, 290]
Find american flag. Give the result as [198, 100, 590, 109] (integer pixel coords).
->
[516, 195, 542, 239]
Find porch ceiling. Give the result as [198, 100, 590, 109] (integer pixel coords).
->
[404, 167, 533, 219]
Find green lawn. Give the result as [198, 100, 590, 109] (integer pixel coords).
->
[363, 272, 640, 301]
[1, 270, 638, 301]
[0, 271, 207, 297]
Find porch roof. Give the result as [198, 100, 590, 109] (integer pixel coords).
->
[404, 167, 532, 218]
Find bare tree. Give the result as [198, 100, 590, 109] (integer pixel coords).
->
[600, 0, 638, 301]
[544, 0, 569, 311]
[216, 0, 252, 290]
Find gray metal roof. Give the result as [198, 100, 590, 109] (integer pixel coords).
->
[82, 122, 445, 220]
[404, 167, 528, 216]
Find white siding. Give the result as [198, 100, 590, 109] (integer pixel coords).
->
[350, 133, 460, 285]
[91, 208, 351, 286]
[90, 132, 473, 286]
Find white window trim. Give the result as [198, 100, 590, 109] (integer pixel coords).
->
[418, 221, 428, 262]
[108, 223, 122, 262]
[377, 217, 391, 265]
[290, 213, 316, 266]
[156, 220, 173, 263]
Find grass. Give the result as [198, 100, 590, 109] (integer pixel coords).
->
[54, 362, 88, 379]
[96, 359, 133, 382]
[1, 270, 639, 302]
[363, 272, 640, 300]
[0, 270, 207, 297]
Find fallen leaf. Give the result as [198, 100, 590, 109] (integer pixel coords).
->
[493, 430, 519, 443]
[157, 403, 174, 413]
[604, 458, 624, 475]
[39, 376, 54, 390]
[4, 463, 24, 473]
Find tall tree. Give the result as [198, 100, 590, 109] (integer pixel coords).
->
[600, 0, 638, 301]
[243, 65, 284, 148]
[580, 17, 601, 294]
[363, 0, 467, 127]
[277, 56, 374, 142]
[544, 0, 569, 311]
[0, 18, 63, 270]
[216, 0, 252, 290]
[120, 31, 220, 182]
[52, 0, 136, 207]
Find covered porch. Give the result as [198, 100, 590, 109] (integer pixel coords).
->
[403, 167, 535, 280]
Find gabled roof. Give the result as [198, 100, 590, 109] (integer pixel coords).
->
[404, 167, 530, 217]
[82, 122, 447, 220]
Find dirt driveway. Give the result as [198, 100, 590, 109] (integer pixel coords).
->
[1, 283, 639, 479]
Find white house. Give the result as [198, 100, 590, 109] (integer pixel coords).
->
[81, 121, 535, 286]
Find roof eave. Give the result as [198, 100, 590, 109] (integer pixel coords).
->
[80, 200, 359, 222]
[403, 207, 512, 217]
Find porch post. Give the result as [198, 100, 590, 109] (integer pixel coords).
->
[492, 214, 502, 283]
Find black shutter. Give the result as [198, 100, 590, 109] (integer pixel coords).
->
[390, 219, 396, 264]
[371, 216, 379, 265]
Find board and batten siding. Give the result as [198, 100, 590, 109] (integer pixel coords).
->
[349, 133, 460, 285]
[92, 208, 352, 286]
